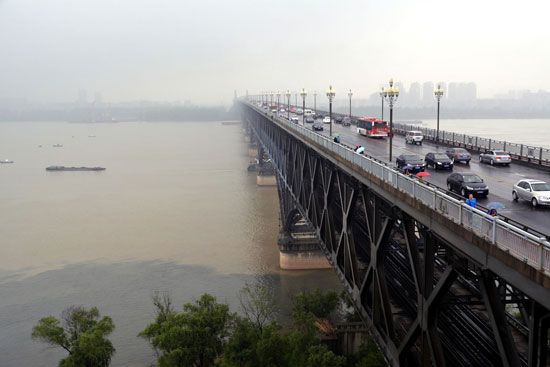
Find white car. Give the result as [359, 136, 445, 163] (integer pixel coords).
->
[512, 179, 550, 207]
[405, 130, 424, 145]
[323, 116, 331, 124]
[290, 117, 299, 124]
[479, 150, 511, 166]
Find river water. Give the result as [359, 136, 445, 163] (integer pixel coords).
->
[0, 121, 341, 366]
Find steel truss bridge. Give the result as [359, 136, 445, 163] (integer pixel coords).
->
[239, 100, 550, 367]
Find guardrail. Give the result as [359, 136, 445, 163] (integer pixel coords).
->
[392, 123, 550, 167]
[273, 103, 550, 167]
[247, 102, 550, 275]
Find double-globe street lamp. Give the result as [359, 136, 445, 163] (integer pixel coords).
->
[434, 84, 445, 143]
[348, 89, 353, 118]
[326, 85, 336, 136]
[313, 91, 317, 115]
[277, 91, 281, 111]
[383, 79, 399, 162]
[379, 87, 385, 121]
[285, 90, 291, 120]
[300, 88, 307, 124]
[270, 91, 274, 109]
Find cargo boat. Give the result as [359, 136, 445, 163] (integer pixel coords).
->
[46, 166, 106, 171]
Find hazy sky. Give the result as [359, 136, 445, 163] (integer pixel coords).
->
[0, 0, 548, 104]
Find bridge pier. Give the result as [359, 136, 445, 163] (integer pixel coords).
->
[256, 145, 277, 186]
[278, 229, 330, 270]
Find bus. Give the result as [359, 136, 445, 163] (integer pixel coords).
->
[357, 117, 389, 138]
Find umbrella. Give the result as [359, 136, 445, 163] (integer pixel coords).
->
[487, 202, 505, 210]
[416, 171, 431, 178]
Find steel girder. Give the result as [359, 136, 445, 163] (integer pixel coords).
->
[241, 107, 549, 367]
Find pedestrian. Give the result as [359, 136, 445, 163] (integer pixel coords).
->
[465, 194, 477, 208]
[488, 208, 497, 217]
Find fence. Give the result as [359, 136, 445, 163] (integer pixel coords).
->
[250, 103, 550, 275]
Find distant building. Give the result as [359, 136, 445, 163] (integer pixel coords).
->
[408, 82, 421, 106]
[77, 89, 88, 106]
[423, 82, 434, 105]
[448, 82, 477, 105]
[94, 92, 102, 105]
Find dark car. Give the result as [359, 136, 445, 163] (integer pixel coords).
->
[312, 121, 324, 131]
[445, 147, 471, 164]
[342, 117, 351, 126]
[305, 116, 315, 124]
[425, 152, 453, 170]
[446, 173, 489, 197]
[334, 115, 343, 124]
[395, 154, 426, 173]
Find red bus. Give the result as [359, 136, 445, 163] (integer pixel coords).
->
[357, 117, 389, 138]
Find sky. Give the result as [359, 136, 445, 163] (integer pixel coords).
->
[0, 0, 548, 105]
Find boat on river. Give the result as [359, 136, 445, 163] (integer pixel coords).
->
[46, 166, 106, 171]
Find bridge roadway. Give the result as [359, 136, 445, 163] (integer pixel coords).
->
[292, 114, 550, 237]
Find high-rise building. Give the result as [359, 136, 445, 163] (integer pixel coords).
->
[423, 82, 434, 105]
[408, 82, 421, 106]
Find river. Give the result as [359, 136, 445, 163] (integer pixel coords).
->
[0, 121, 341, 366]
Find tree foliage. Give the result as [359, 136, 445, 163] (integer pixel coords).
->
[292, 289, 340, 320]
[32, 306, 115, 367]
[237, 282, 278, 330]
[139, 293, 232, 367]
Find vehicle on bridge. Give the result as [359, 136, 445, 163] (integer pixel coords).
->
[395, 154, 426, 174]
[445, 147, 471, 164]
[322, 116, 331, 124]
[304, 109, 313, 116]
[425, 152, 453, 170]
[512, 179, 550, 207]
[357, 117, 389, 138]
[479, 150, 512, 166]
[305, 116, 315, 124]
[405, 130, 424, 145]
[295, 108, 303, 115]
[312, 121, 324, 131]
[334, 115, 343, 124]
[290, 116, 299, 124]
[341, 117, 352, 126]
[447, 172, 489, 197]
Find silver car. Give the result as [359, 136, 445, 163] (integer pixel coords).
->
[479, 150, 511, 166]
[512, 179, 550, 207]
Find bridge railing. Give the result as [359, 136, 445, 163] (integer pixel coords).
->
[248, 103, 550, 274]
[393, 122, 550, 167]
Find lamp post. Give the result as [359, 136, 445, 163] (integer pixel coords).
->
[285, 90, 291, 120]
[434, 84, 445, 143]
[300, 88, 307, 124]
[348, 89, 353, 118]
[383, 79, 399, 162]
[379, 88, 385, 121]
[265, 92, 269, 107]
[313, 91, 317, 115]
[277, 91, 281, 111]
[294, 93, 297, 108]
[270, 91, 274, 110]
[326, 85, 336, 136]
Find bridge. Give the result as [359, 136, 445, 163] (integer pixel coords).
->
[238, 98, 550, 367]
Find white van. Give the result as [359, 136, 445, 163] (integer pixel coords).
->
[405, 130, 424, 145]
[304, 109, 313, 116]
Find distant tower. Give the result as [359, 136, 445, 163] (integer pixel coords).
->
[234, 90, 238, 101]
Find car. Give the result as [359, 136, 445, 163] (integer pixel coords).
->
[304, 109, 313, 116]
[305, 116, 315, 124]
[425, 152, 453, 170]
[279, 108, 286, 113]
[395, 154, 426, 174]
[479, 150, 512, 166]
[290, 116, 299, 124]
[405, 130, 424, 145]
[295, 108, 303, 115]
[446, 173, 489, 197]
[342, 117, 352, 126]
[322, 116, 331, 124]
[334, 115, 343, 124]
[512, 179, 550, 207]
[312, 121, 324, 131]
[445, 147, 471, 164]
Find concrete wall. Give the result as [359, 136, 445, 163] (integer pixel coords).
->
[279, 250, 331, 270]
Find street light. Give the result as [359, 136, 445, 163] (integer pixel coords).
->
[383, 79, 399, 162]
[326, 85, 336, 136]
[285, 89, 291, 120]
[300, 88, 307, 124]
[379, 87, 385, 121]
[348, 89, 353, 118]
[276, 91, 281, 111]
[294, 93, 298, 108]
[313, 91, 317, 114]
[434, 84, 445, 143]
[270, 91, 274, 109]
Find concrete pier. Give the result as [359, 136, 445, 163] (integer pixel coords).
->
[278, 232, 330, 270]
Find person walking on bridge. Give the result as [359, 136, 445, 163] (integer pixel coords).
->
[465, 194, 477, 208]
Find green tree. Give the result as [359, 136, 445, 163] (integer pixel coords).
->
[31, 306, 115, 367]
[292, 289, 340, 320]
[237, 281, 278, 330]
[139, 293, 232, 367]
[351, 339, 386, 367]
[305, 345, 346, 367]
